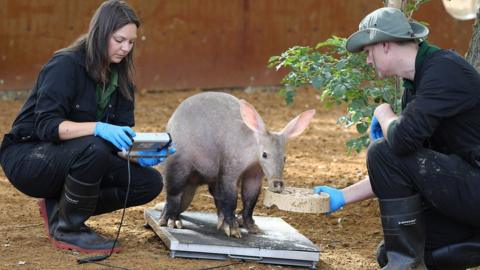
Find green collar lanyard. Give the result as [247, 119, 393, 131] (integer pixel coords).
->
[96, 69, 118, 119]
[403, 41, 441, 90]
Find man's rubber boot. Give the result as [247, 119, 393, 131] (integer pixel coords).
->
[431, 235, 480, 270]
[38, 198, 59, 237]
[379, 193, 427, 270]
[52, 174, 120, 254]
[376, 240, 387, 268]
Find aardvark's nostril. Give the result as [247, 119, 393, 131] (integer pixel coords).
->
[273, 180, 284, 188]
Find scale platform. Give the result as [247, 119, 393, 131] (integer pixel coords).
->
[144, 208, 320, 269]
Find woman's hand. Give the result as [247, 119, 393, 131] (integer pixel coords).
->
[136, 146, 176, 167]
[94, 122, 136, 150]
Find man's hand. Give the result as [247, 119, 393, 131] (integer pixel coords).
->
[136, 146, 176, 167]
[372, 103, 398, 142]
[313, 185, 345, 213]
[94, 122, 136, 150]
[370, 116, 384, 142]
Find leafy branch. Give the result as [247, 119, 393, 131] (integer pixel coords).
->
[269, 37, 398, 152]
[269, 1, 429, 152]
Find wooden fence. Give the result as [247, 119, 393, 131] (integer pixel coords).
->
[0, 0, 474, 92]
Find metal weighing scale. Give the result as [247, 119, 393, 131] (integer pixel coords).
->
[144, 208, 320, 269]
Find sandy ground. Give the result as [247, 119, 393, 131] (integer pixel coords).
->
[0, 88, 384, 270]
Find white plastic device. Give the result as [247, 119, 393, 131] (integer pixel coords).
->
[127, 132, 172, 157]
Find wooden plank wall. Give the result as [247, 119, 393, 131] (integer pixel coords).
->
[0, 0, 474, 92]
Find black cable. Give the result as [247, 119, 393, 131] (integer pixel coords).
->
[77, 151, 132, 266]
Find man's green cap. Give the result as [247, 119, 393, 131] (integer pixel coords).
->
[346, 7, 429, 53]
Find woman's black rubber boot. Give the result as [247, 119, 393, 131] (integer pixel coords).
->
[52, 174, 120, 254]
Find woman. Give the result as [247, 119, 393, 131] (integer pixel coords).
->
[0, 0, 168, 254]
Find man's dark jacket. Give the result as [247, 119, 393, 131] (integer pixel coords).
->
[387, 49, 480, 168]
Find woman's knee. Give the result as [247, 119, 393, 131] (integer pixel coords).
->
[134, 168, 163, 204]
[147, 169, 163, 199]
[151, 169, 163, 197]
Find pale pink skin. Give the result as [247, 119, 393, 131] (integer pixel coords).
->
[108, 23, 137, 63]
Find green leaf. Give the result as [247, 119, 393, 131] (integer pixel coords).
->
[268, 29, 412, 152]
[268, 55, 280, 64]
[311, 77, 324, 89]
[356, 122, 369, 134]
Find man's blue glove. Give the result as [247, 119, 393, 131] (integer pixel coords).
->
[94, 122, 136, 151]
[370, 116, 384, 142]
[313, 185, 345, 213]
[137, 146, 176, 167]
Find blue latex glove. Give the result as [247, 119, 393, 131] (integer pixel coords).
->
[313, 185, 345, 213]
[94, 122, 136, 151]
[370, 116, 384, 142]
[137, 146, 177, 167]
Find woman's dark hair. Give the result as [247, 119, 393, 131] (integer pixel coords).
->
[58, 0, 140, 100]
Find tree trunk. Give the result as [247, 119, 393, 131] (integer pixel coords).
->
[465, 10, 480, 72]
[385, 0, 406, 114]
[385, 0, 404, 10]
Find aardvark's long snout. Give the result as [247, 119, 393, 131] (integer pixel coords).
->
[268, 179, 284, 193]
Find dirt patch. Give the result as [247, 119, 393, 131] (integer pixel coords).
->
[0, 88, 381, 270]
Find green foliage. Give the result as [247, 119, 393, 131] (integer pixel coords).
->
[398, 0, 431, 18]
[268, 37, 399, 153]
[269, 1, 430, 153]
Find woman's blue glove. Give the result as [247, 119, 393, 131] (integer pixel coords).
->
[94, 122, 136, 150]
[94, 122, 136, 151]
[137, 146, 176, 167]
[313, 185, 345, 213]
[370, 116, 384, 142]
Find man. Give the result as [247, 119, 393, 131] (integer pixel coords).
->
[314, 7, 480, 270]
